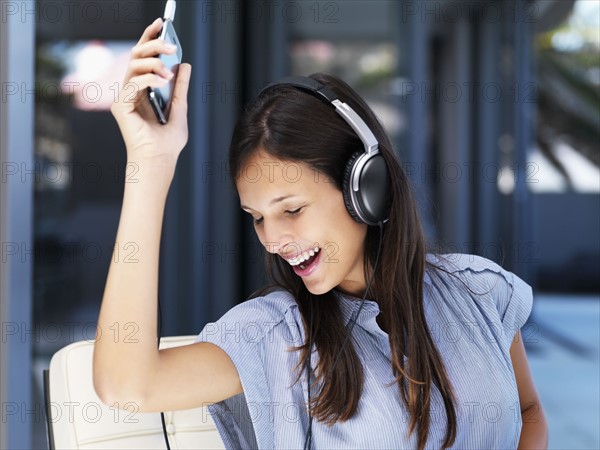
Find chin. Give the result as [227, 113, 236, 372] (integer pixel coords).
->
[302, 280, 333, 296]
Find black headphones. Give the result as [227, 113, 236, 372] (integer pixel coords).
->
[260, 76, 391, 226]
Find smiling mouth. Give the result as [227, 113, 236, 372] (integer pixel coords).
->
[286, 247, 321, 269]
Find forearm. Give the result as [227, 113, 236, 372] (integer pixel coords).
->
[518, 404, 549, 449]
[93, 161, 174, 405]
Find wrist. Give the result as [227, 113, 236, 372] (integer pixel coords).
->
[123, 159, 175, 198]
[126, 154, 176, 178]
[127, 149, 177, 168]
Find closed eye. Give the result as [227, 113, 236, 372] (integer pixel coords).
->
[285, 207, 304, 216]
[251, 207, 303, 226]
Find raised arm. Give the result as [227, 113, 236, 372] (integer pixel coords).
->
[93, 18, 241, 412]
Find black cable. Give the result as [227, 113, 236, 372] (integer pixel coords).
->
[303, 221, 384, 449]
[157, 296, 172, 450]
[160, 411, 171, 450]
[329, 221, 384, 379]
[303, 296, 314, 450]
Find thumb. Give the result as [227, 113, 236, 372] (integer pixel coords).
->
[169, 63, 192, 124]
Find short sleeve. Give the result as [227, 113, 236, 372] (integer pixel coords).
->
[495, 267, 534, 349]
[428, 254, 534, 350]
[195, 297, 287, 449]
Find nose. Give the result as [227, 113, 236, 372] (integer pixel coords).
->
[260, 219, 294, 255]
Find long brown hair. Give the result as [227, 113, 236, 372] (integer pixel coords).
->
[229, 73, 457, 449]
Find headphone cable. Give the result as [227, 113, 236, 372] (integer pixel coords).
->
[303, 293, 315, 450]
[158, 296, 172, 450]
[303, 221, 384, 449]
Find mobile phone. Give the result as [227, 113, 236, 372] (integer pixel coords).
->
[147, 1, 182, 124]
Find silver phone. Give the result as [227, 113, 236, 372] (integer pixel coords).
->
[147, 1, 182, 124]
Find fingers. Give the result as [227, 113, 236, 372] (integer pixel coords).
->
[168, 63, 192, 124]
[116, 19, 178, 108]
[126, 21, 178, 85]
[128, 57, 175, 81]
[111, 73, 169, 118]
[136, 17, 163, 46]
[128, 73, 170, 92]
[113, 19, 190, 126]
[131, 39, 177, 60]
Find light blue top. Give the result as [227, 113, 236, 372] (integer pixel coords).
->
[196, 254, 533, 449]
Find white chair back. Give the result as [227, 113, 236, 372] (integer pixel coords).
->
[44, 336, 225, 449]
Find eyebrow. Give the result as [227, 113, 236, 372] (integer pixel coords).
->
[240, 195, 298, 211]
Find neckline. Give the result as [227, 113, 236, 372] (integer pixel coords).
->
[335, 291, 380, 326]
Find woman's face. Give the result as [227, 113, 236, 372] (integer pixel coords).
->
[237, 150, 368, 296]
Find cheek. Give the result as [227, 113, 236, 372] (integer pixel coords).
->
[323, 219, 366, 260]
[341, 219, 368, 252]
[318, 194, 366, 246]
[254, 227, 273, 251]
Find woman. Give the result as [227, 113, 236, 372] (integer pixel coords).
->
[94, 18, 548, 449]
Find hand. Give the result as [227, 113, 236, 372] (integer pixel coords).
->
[111, 18, 192, 173]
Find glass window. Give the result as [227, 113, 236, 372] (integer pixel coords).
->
[34, 40, 134, 350]
[532, 0, 600, 194]
[288, 2, 404, 147]
[531, 0, 600, 292]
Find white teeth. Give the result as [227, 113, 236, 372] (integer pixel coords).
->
[287, 247, 320, 266]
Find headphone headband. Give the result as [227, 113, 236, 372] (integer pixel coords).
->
[262, 76, 338, 103]
[260, 76, 379, 155]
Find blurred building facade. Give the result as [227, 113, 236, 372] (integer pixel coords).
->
[1, 1, 598, 447]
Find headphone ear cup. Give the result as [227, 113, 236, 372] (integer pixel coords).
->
[342, 152, 365, 223]
[343, 152, 391, 225]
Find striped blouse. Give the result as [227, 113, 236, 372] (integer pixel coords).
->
[196, 254, 533, 449]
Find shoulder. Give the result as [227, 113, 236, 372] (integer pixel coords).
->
[425, 253, 520, 293]
[221, 290, 297, 322]
[426, 252, 506, 274]
[197, 289, 300, 345]
[425, 253, 533, 344]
